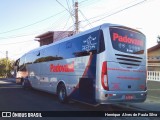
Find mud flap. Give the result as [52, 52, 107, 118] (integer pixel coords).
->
[79, 78, 96, 104]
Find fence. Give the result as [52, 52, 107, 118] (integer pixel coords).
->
[147, 71, 160, 81]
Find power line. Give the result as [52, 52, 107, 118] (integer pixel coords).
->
[1, 19, 73, 46]
[80, 0, 140, 22]
[0, 33, 36, 40]
[66, 0, 72, 14]
[83, 0, 147, 28]
[66, 0, 75, 24]
[79, 0, 100, 8]
[0, 10, 66, 35]
[79, 0, 90, 4]
[56, 0, 74, 24]
[56, 0, 71, 13]
[0, 13, 69, 40]
[79, 10, 93, 28]
[54, 23, 75, 41]
[0, 40, 34, 45]
[62, 15, 72, 30]
[54, 15, 72, 41]
[0, 1, 84, 37]
[0, 0, 147, 42]
[0, 0, 99, 39]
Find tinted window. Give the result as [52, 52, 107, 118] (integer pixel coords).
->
[59, 30, 99, 59]
[25, 30, 100, 63]
[14, 58, 20, 66]
[110, 27, 145, 54]
[34, 45, 61, 63]
[59, 41, 74, 59]
[19, 55, 26, 71]
[98, 30, 105, 53]
[26, 53, 35, 64]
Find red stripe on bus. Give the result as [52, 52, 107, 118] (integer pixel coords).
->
[68, 54, 93, 96]
[117, 76, 140, 80]
[82, 54, 93, 77]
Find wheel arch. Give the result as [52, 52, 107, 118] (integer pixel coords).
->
[56, 80, 66, 94]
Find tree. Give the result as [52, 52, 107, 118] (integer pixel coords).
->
[0, 58, 15, 78]
[0, 59, 6, 77]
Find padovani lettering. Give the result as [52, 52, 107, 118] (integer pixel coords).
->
[50, 62, 74, 72]
[113, 33, 143, 46]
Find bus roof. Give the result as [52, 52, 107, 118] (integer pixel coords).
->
[21, 23, 143, 57]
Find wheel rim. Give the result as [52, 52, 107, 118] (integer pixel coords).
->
[59, 87, 66, 101]
[22, 80, 25, 86]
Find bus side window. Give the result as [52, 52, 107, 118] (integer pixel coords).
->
[15, 59, 20, 71]
[98, 30, 105, 53]
[26, 53, 35, 64]
[59, 41, 74, 59]
[34, 45, 60, 63]
[19, 56, 26, 71]
[73, 31, 99, 57]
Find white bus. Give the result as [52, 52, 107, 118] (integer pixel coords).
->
[15, 23, 147, 105]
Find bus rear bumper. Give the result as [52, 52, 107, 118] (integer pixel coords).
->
[96, 90, 147, 104]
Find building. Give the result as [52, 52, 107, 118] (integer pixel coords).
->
[35, 31, 74, 46]
[147, 43, 160, 71]
[147, 43, 160, 81]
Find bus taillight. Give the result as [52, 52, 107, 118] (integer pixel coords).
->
[101, 61, 109, 90]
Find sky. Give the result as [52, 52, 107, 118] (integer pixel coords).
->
[0, 0, 159, 60]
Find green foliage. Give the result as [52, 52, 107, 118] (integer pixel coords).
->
[0, 58, 15, 78]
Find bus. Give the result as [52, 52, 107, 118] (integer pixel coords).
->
[15, 23, 147, 105]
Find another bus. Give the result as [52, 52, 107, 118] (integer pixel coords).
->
[15, 23, 147, 105]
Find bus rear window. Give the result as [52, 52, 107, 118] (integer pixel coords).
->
[109, 27, 145, 54]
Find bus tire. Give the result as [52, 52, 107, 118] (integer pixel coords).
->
[22, 78, 28, 89]
[22, 78, 25, 88]
[57, 83, 68, 103]
[22, 78, 31, 89]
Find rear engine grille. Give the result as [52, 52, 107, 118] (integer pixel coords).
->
[115, 54, 142, 66]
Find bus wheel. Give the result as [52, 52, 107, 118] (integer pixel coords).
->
[22, 79, 25, 87]
[57, 84, 68, 103]
[22, 78, 31, 89]
[22, 78, 27, 89]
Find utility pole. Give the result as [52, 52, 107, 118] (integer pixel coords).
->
[74, 1, 79, 34]
[6, 51, 8, 78]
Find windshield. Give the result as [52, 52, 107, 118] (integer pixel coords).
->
[109, 27, 145, 54]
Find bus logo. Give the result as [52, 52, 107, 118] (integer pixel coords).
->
[112, 33, 143, 46]
[50, 62, 74, 72]
[82, 35, 97, 51]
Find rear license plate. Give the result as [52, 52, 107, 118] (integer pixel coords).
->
[125, 95, 133, 100]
